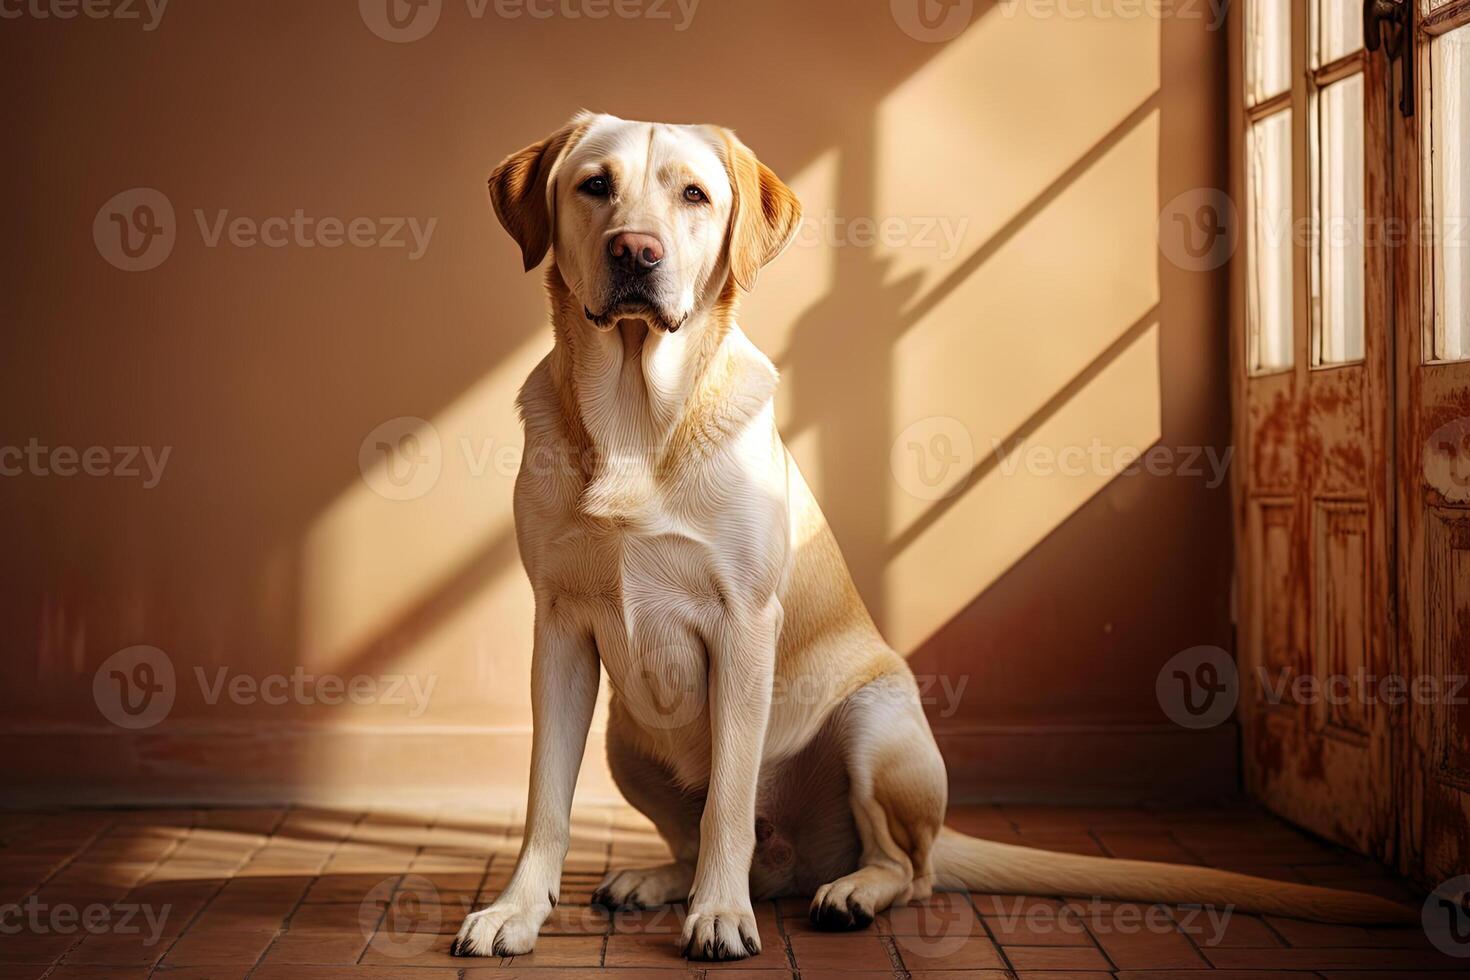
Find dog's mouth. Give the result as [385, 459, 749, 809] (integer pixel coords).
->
[584, 287, 685, 334]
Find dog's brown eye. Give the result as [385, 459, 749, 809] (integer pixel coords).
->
[683, 185, 707, 204]
[580, 175, 611, 197]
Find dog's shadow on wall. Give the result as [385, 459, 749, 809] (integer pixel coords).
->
[3, 0, 1234, 803]
[242, 0, 1226, 791]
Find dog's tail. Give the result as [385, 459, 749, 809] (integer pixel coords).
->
[930, 828, 1414, 924]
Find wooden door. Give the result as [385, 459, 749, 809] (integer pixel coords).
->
[1396, 0, 1470, 890]
[1231, 0, 1399, 862]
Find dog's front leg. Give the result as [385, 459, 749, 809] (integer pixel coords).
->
[451, 620, 599, 958]
[682, 603, 777, 961]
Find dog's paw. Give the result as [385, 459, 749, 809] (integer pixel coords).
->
[591, 862, 693, 910]
[681, 905, 761, 961]
[810, 877, 877, 931]
[449, 896, 549, 958]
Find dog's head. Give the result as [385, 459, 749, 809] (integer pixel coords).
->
[488, 111, 801, 333]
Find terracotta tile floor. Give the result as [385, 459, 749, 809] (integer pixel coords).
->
[0, 801, 1463, 978]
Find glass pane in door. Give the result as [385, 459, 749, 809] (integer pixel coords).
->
[1318, 73, 1366, 364]
[1432, 25, 1470, 361]
[1247, 0, 1292, 104]
[1316, 0, 1364, 64]
[1250, 110, 1295, 373]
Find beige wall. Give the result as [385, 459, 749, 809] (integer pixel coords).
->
[0, 0, 1234, 805]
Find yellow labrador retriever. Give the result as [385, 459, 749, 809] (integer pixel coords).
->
[452, 112, 1411, 962]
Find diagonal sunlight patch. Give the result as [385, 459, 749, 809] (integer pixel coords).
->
[887, 109, 1163, 533]
[884, 319, 1162, 653]
[863, 12, 1166, 651]
[873, 8, 1161, 301]
[299, 331, 548, 724]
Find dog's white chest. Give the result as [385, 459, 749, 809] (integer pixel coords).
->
[513, 329, 788, 741]
[531, 515, 725, 732]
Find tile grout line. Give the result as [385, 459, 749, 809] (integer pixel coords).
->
[47, 808, 182, 974]
[102, 807, 205, 976]
[30, 808, 123, 980]
[1073, 824, 1120, 975]
[240, 805, 366, 978]
[138, 807, 289, 980]
[772, 893, 799, 975]
[336, 806, 403, 970]
[134, 808, 224, 980]
[600, 826, 612, 967]
[966, 886, 1023, 977]
[879, 932, 910, 978]
[201, 806, 296, 980]
[1166, 822, 1249, 967]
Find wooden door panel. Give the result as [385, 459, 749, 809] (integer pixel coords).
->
[1395, 0, 1470, 891]
[1415, 507, 1470, 878]
[1256, 498, 1302, 679]
[1305, 370, 1374, 492]
[1234, 0, 1470, 888]
[1313, 500, 1372, 738]
[1233, 0, 1396, 864]
[1248, 381, 1302, 489]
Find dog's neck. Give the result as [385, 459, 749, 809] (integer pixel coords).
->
[539, 264, 773, 522]
[544, 264, 737, 449]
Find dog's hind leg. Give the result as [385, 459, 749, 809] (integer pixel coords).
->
[810, 671, 947, 931]
[592, 707, 701, 909]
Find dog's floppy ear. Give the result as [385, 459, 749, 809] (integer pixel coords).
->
[718, 130, 802, 292]
[488, 116, 587, 272]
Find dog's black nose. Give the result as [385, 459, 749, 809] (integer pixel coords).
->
[608, 232, 664, 274]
